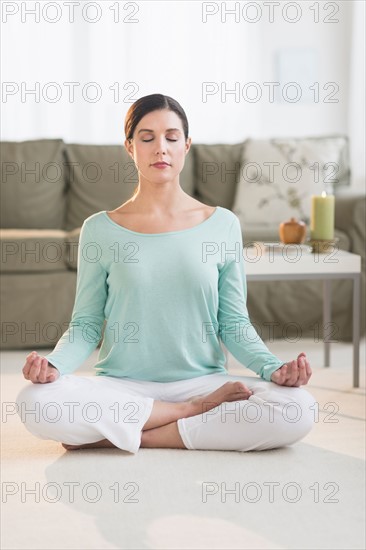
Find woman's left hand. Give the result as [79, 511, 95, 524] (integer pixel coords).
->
[270, 352, 312, 387]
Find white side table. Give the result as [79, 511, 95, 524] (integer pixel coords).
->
[244, 246, 362, 387]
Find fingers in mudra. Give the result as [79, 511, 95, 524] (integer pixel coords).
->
[22, 351, 58, 384]
[278, 358, 310, 387]
[286, 360, 300, 385]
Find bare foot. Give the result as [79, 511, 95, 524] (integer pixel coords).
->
[188, 381, 252, 415]
[62, 439, 116, 451]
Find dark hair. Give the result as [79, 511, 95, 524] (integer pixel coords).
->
[124, 93, 189, 142]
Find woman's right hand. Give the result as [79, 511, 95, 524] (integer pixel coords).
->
[22, 351, 60, 384]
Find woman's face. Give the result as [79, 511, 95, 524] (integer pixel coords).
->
[125, 109, 191, 184]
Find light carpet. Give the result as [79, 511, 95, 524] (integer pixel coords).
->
[1, 338, 365, 550]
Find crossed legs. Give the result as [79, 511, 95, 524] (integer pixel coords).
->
[16, 374, 315, 453]
[62, 380, 253, 450]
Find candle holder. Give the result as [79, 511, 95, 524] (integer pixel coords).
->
[306, 237, 339, 254]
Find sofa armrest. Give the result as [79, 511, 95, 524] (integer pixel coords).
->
[335, 194, 366, 258]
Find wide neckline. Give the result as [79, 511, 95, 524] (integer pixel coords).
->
[102, 207, 220, 236]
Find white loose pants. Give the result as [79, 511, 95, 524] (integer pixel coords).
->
[16, 372, 316, 454]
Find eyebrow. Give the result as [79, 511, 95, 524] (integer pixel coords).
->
[137, 128, 181, 134]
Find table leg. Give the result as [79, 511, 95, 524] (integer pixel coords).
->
[353, 274, 361, 388]
[323, 279, 332, 367]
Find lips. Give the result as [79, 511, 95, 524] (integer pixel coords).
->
[152, 162, 170, 168]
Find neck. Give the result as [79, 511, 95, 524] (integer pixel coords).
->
[130, 177, 188, 215]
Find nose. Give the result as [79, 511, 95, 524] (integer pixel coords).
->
[154, 136, 167, 156]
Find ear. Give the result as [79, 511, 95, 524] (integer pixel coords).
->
[185, 137, 192, 154]
[124, 139, 134, 158]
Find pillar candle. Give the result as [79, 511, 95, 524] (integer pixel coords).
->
[310, 192, 335, 240]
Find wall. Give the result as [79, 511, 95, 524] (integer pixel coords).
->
[1, 1, 364, 192]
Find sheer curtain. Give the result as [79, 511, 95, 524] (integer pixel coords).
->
[1, 0, 364, 180]
[1, 1, 255, 144]
[347, 0, 366, 192]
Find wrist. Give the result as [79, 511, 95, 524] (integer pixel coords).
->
[47, 362, 59, 372]
[270, 363, 285, 381]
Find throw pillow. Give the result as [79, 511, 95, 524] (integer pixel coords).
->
[193, 142, 247, 209]
[232, 135, 350, 227]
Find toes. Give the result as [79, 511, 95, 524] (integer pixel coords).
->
[62, 443, 80, 451]
[233, 381, 249, 392]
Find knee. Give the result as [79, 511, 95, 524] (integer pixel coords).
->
[276, 387, 316, 446]
[15, 382, 61, 440]
[16, 381, 52, 411]
[250, 386, 316, 449]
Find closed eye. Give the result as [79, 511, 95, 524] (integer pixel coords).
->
[142, 138, 178, 142]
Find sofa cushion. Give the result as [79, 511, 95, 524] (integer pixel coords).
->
[192, 142, 247, 209]
[0, 229, 70, 273]
[1, 271, 77, 349]
[63, 144, 195, 231]
[0, 139, 66, 229]
[232, 135, 350, 228]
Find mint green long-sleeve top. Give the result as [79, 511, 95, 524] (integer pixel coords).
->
[44, 207, 285, 382]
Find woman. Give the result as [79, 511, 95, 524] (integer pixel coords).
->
[17, 93, 315, 453]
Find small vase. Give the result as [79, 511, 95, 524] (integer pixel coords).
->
[279, 217, 307, 244]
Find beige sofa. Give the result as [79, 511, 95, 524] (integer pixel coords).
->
[1, 136, 365, 350]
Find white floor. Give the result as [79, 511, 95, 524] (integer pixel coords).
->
[1, 337, 365, 550]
